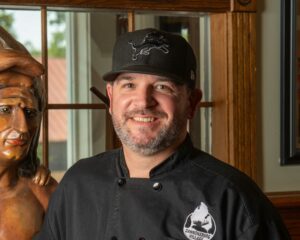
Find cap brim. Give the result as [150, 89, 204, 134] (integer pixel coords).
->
[102, 65, 184, 84]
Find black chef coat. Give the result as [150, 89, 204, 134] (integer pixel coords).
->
[35, 136, 290, 240]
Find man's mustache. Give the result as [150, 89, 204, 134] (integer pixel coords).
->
[124, 109, 167, 119]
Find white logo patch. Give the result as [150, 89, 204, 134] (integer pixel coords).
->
[129, 31, 170, 61]
[183, 202, 216, 240]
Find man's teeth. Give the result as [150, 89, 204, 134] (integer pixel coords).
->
[133, 117, 155, 122]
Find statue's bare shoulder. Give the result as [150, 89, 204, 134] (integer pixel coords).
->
[0, 177, 57, 240]
[24, 176, 58, 210]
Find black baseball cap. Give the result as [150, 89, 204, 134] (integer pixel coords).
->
[103, 28, 197, 88]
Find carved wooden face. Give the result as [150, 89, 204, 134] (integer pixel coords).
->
[0, 71, 41, 166]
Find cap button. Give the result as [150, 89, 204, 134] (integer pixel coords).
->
[117, 178, 126, 186]
[152, 182, 162, 191]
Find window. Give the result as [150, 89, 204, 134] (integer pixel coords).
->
[1, 6, 213, 181]
[0, 0, 258, 181]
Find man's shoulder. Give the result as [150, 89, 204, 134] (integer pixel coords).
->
[187, 151, 290, 239]
[188, 149, 277, 219]
[77, 149, 119, 167]
[188, 149, 267, 203]
[190, 149, 253, 184]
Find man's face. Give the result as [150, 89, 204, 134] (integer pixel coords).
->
[0, 72, 40, 165]
[106, 73, 200, 155]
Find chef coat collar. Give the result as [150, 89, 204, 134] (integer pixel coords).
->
[116, 134, 194, 178]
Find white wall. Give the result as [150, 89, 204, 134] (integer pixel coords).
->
[258, 0, 300, 192]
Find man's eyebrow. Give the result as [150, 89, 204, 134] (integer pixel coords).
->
[115, 75, 134, 83]
[156, 76, 173, 82]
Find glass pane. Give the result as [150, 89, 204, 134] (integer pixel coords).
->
[134, 12, 211, 152]
[47, 9, 127, 104]
[48, 109, 106, 181]
[199, 108, 212, 154]
[0, 9, 41, 57]
[38, 130, 43, 165]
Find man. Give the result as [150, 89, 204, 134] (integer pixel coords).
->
[0, 26, 57, 240]
[35, 28, 290, 239]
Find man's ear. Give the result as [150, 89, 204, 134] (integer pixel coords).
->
[106, 83, 113, 114]
[188, 88, 202, 119]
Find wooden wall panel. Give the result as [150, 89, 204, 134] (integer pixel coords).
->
[211, 12, 257, 180]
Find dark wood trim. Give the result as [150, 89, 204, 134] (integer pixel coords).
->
[268, 192, 300, 239]
[41, 7, 49, 167]
[0, 0, 230, 12]
[268, 191, 300, 208]
[199, 102, 214, 108]
[0, 0, 256, 13]
[230, 0, 256, 12]
[47, 103, 107, 109]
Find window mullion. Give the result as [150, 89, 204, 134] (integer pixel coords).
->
[41, 6, 49, 168]
[128, 10, 135, 32]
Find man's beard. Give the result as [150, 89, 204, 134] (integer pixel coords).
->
[112, 109, 187, 156]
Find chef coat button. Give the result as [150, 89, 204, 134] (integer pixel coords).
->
[111, 237, 118, 240]
[153, 182, 162, 191]
[117, 178, 126, 186]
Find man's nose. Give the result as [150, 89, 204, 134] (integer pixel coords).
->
[10, 106, 29, 133]
[135, 86, 157, 108]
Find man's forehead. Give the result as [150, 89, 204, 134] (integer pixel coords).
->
[115, 72, 173, 82]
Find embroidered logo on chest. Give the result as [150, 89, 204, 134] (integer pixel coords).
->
[129, 31, 170, 60]
[183, 202, 216, 240]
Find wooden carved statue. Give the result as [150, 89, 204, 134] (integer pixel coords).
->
[0, 26, 57, 239]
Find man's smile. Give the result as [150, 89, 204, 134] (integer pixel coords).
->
[132, 117, 155, 122]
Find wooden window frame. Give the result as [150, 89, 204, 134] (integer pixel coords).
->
[0, 0, 257, 178]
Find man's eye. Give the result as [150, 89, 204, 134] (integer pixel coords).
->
[156, 84, 172, 92]
[123, 83, 135, 89]
[0, 106, 11, 114]
[24, 108, 38, 119]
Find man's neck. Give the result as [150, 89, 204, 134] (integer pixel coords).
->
[123, 133, 187, 178]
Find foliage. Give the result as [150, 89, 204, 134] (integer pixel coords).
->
[24, 41, 41, 57]
[48, 12, 66, 58]
[0, 10, 66, 58]
[49, 31, 66, 58]
[0, 10, 16, 37]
